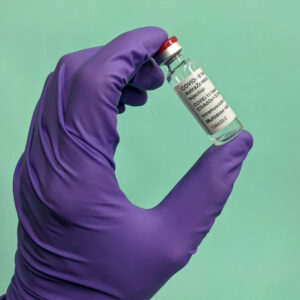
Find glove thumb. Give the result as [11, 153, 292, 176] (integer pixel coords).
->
[153, 130, 253, 257]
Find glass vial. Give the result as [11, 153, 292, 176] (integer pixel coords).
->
[154, 36, 242, 145]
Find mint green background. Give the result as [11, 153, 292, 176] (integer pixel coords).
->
[1, 0, 299, 299]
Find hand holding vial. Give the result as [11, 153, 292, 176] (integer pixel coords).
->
[2, 27, 252, 300]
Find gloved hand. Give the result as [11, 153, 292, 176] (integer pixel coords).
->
[3, 27, 253, 300]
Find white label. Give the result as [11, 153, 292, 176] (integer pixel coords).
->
[174, 68, 236, 135]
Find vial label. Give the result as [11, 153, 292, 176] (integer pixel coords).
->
[174, 68, 236, 135]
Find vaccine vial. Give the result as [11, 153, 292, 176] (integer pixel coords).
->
[154, 36, 243, 145]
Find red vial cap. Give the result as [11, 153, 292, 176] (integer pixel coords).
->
[157, 36, 178, 54]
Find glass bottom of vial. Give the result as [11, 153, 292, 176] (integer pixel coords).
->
[209, 118, 243, 146]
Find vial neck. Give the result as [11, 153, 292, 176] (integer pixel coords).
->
[165, 53, 185, 72]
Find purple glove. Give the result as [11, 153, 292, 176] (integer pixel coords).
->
[3, 27, 253, 300]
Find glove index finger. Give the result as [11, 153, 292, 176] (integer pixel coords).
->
[85, 27, 168, 91]
[63, 27, 168, 164]
[114, 26, 168, 58]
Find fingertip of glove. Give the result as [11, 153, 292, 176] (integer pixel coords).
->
[139, 26, 168, 40]
[238, 130, 254, 151]
[221, 129, 253, 160]
[125, 26, 168, 53]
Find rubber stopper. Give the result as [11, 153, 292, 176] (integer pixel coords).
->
[157, 36, 178, 54]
